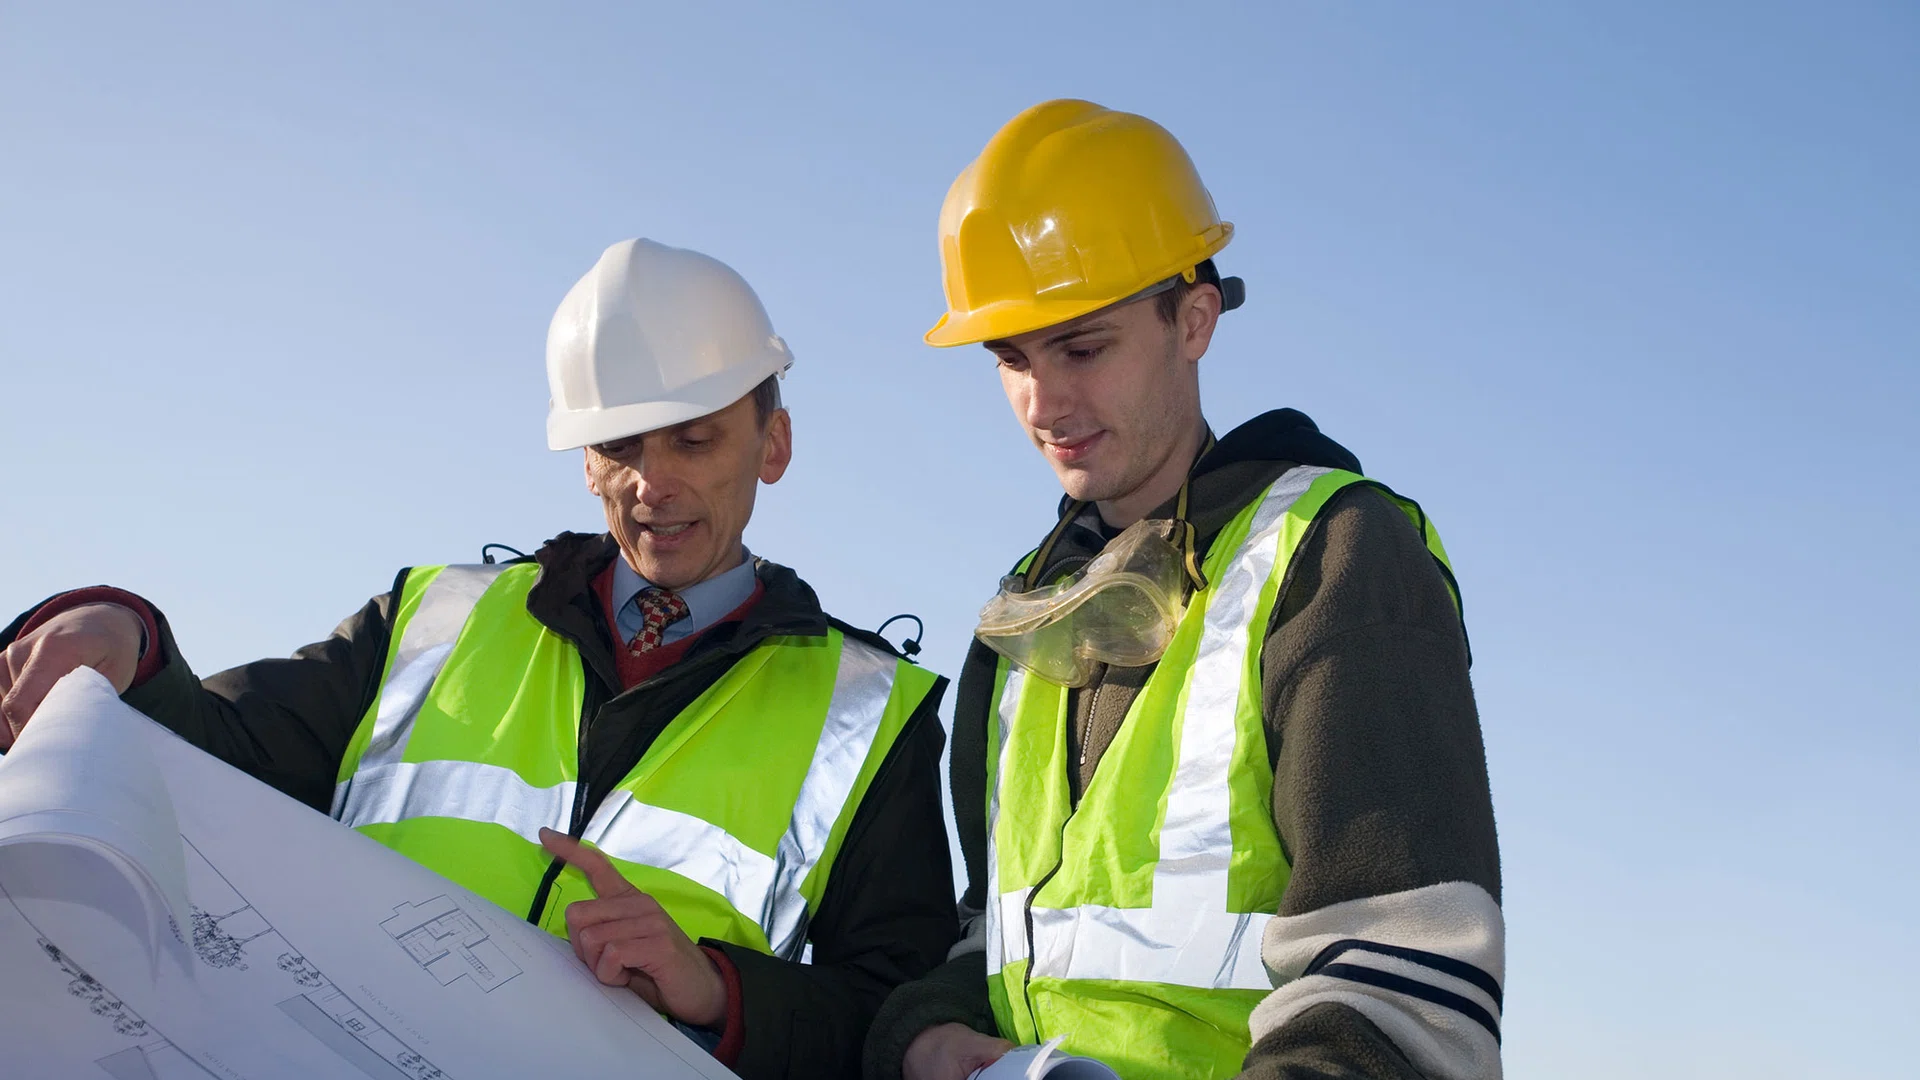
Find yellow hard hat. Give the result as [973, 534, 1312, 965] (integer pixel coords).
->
[926, 99, 1238, 347]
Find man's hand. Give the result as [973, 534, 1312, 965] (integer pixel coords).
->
[538, 827, 728, 1028]
[904, 1022, 1014, 1080]
[0, 603, 144, 750]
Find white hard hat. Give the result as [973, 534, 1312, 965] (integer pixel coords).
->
[546, 238, 794, 451]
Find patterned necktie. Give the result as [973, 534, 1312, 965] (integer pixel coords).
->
[629, 586, 690, 654]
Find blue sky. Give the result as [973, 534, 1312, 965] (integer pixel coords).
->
[3, 3, 1915, 1075]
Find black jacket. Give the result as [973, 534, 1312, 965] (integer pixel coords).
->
[5, 531, 958, 1080]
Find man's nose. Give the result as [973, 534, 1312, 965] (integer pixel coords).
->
[1022, 366, 1074, 433]
[629, 457, 681, 508]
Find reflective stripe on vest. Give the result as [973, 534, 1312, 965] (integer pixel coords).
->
[334, 562, 506, 791]
[332, 563, 922, 960]
[985, 466, 1327, 990]
[984, 467, 1458, 1078]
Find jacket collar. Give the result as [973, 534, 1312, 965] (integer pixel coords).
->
[522, 531, 830, 692]
[1030, 408, 1364, 583]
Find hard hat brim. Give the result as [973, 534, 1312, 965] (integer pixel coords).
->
[924, 295, 1127, 348]
[925, 226, 1234, 349]
[546, 359, 785, 451]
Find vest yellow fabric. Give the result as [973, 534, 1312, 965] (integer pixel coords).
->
[331, 562, 938, 958]
[984, 468, 1457, 1079]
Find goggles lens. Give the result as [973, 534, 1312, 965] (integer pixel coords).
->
[974, 519, 1189, 687]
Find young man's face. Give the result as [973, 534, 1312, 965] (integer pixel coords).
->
[584, 393, 792, 590]
[986, 289, 1217, 509]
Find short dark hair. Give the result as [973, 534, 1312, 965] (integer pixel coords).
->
[1153, 258, 1227, 325]
[750, 373, 782, 427]
[1154, 275, 1196, 325]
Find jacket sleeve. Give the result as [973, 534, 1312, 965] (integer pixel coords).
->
[711, 676, 962, 1080]
[860, 638, 1000, 1080]
[1242, 487, 1504, 1080]
[1, 583, 399, 813]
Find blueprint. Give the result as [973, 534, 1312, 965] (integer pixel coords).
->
[382, 895, 521, 993]
[0, 668, 738, 1080]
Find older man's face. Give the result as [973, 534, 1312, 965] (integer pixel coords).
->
[585, 393, 792, 591]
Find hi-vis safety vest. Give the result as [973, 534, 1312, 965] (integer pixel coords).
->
[330, 562, 938, 959]
[985, 467, 1459, 1080]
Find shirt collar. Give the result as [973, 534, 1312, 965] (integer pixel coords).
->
[609, 548, 759, 641]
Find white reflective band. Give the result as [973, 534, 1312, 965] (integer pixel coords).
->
[762, 639, 899, 959]
[338, 760, 784, 935]
[585, 791, 776, 925]
[1028, 904, 1271, 990]
[334, 759, 576, 841]
[983, 665, 1025, 976]
[587, 639, 900, 958]
[1156, 466, 1327, 901]
[351, 565, 504, 778]
[989, 890, 1268, 990]
[339, 629, 903, 960]
[991, 885, 1031, 975]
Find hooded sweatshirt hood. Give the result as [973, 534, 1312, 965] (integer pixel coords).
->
[1037, 408, 1364, 576]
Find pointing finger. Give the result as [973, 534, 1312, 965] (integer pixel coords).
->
[539, 827, 640, 899]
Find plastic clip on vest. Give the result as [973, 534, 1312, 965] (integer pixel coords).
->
[983, 468, 1459, 1080]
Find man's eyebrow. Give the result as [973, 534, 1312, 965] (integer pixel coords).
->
[597, 418, 706, 451]
[982, 320, 1117, 354]
[1042, 320, 1116, 349]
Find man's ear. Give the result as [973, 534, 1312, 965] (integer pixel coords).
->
[759, 409, 793, 485]
[584, 450, 602, 496]
[1180, 283, 1224, 364]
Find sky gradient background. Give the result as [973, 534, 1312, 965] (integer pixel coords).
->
[4, 3, 1916, 1075]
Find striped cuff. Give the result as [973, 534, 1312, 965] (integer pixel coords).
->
[1253, 881, 1505, 1080]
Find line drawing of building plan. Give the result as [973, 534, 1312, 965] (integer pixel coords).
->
[0, 664, 737, 1076]
[382, 896, 522, 992]
[0, 889, 216, 1080]
[0, 668, 740, 1080]
[178, 836, 454, 1078]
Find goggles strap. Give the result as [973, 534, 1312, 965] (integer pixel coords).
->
[1022, 432, 1218, 593]
[1024, 501, 1088, 591]
[1172, 431, 1216, 593]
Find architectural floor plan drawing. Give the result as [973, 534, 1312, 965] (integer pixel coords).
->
[176, 838, 453, 1079]
[382, 895, 522, 992]
[15, 917, 215, 1080]
[278, 988, 446, 1080]
[0, 668, 738, 1080]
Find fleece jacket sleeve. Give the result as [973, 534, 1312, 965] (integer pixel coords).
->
[860, 634, 1001, 1080]
[1243, 486, 1503, 1080]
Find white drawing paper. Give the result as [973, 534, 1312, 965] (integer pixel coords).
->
[968, 1037, 1122, 1080]
[0, 667, 738, 1080]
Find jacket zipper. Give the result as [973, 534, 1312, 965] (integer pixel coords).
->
[1078, 679, 1103, 785]
[1020, 844, 1066, 1038]
[1011, 541, 1103, 1030]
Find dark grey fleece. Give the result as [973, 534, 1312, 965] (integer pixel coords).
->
[862, 409, 1499, 1080]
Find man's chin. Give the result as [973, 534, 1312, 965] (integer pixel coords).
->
[1051, 463, 1124, 505]
[624, 552, 701, 591]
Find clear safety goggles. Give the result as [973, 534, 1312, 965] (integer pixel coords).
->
[975, 476, 1211, 688]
